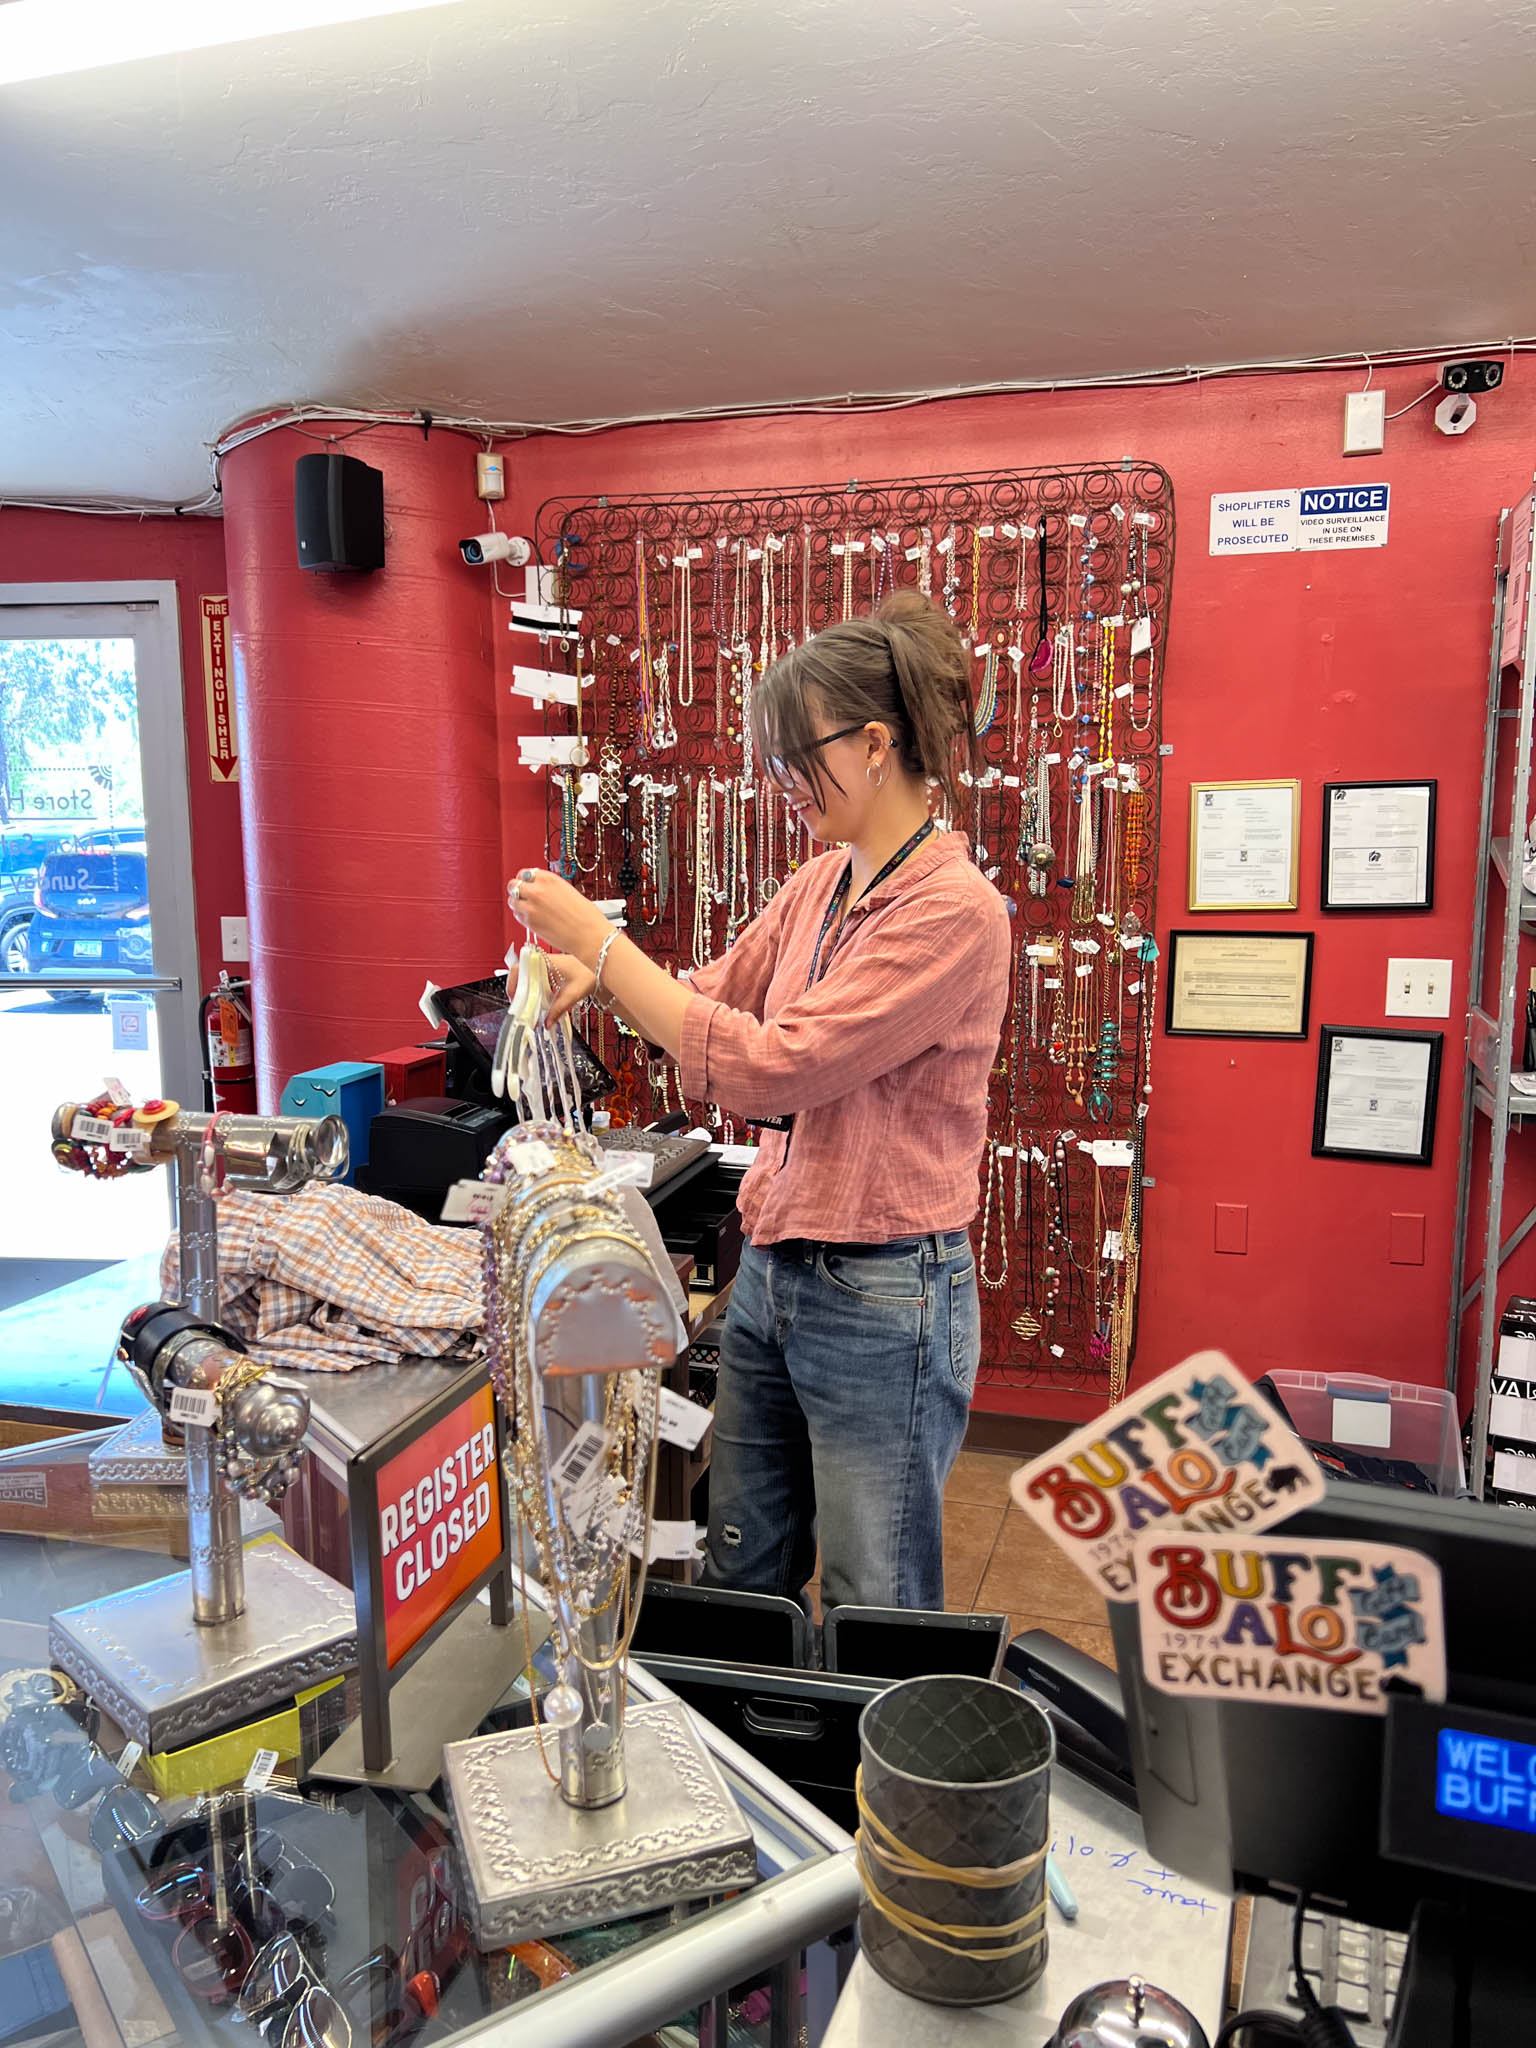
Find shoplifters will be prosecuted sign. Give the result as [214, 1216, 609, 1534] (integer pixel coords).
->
[1210, 484, 1390, 555]
[377, 1381, 503, 1667]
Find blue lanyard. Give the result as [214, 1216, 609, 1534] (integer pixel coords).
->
[804, 818, 935, 991]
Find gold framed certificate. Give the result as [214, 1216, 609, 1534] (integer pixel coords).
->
[1189, 779, 1301, 911]
[1166, 930, 1315, 1038]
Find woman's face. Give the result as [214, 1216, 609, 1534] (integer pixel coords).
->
[776, 723, 876, 846]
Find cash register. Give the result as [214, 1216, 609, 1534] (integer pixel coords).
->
[1112, 1484, 1536, 2045]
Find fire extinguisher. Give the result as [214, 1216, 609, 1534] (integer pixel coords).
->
[200, 970, 257, 1115]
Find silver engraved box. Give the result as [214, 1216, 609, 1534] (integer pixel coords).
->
[49, 1544, 358, 1752]
[444, 1700, 759, 1948]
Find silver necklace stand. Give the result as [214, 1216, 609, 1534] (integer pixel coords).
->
[443, 1157, 756, 1947]
[47, 1107, 359, 1753]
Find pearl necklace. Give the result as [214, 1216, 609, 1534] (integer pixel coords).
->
[692, 779, 715, 966]
[978, 1139, 1009, 1290]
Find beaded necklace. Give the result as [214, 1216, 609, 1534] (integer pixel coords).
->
[978, 1139, 1009, 1291]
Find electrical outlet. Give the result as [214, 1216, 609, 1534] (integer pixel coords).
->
[221, 915, 250, 962]
[1385, 957, 1452, 1018]
[1344, 389, 1386, 456]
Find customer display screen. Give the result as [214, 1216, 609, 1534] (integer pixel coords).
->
[1436, 1727, 1536, 1837]
[1383, 1695, 1536, 1892]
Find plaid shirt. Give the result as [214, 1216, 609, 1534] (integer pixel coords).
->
[160, 1182, 482, 1374]
[680, 829, 1010, 1246]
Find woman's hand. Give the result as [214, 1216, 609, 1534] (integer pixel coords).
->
[544, 954, 596, 1027]
[507, 868, 611, 962]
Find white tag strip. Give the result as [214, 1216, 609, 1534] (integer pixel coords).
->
[597, 1147, 655, 1189]
[657, 1387, 713, 1451]
[506, 1138, 556, 1178]
[635, 1519, 707, 1564]
[244, 1748, 280, 1794]
[103, 1077, 131, 1107]
[1131, 617, 1154, 654]
[1092, 1139, 1135, 1167]
[553, 1422, 614, 1522]
[168, 1385, 218, 1429]
[117, 1740, 144, 1780]
[72, 1114, 114, 1144]
[440, 1180, 512, 1226]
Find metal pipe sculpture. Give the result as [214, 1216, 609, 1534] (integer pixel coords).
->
[51, 1100, 348, 1621]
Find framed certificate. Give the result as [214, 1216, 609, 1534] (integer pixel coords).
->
[1312, 1026, 1444, 1166]
[1189, 780, 1301, 911]
[1165, 930, 1314, 1038]
[1321, 780, 1437, 911]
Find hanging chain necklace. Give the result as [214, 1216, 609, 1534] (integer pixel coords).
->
[978, 1139, 1009, 1291]
[692, 779, 715, 966]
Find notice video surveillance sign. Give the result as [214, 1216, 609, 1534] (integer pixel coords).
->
[1210, 484, 1390, 555]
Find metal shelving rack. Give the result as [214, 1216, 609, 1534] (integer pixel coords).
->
[1446, 486, 1536, 1495]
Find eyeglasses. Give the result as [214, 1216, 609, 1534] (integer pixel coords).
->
[235, 1932, 440, 2047]
[764, 722, 868, 789]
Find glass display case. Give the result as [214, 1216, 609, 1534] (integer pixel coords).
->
[0, 1429, 860, 2048]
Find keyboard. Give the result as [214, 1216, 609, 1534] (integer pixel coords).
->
[597, 1127, 711, 1190]
[1241, 1894, 1406, 2045]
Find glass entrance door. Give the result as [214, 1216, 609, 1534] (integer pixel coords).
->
[0, 588, 201, 1411]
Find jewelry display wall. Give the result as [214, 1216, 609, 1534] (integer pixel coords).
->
[530, 465, 1174, 1400]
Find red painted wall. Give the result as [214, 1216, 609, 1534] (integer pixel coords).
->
[0, 506, 240, 988]
[220, 425, 505, 1109]
[492, 364, 1536, 1417]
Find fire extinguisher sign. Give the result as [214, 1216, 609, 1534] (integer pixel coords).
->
[201, 596, 238, 784]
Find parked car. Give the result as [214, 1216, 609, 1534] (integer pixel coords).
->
[26, 832, 154, 995]
[0, 822, 81, 976]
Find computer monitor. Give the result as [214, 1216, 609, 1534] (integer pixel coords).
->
[1110, 1480, 1536, 1932]
[430, 974, 615, 1104]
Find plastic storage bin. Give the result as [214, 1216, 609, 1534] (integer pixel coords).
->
[1265, 1369, 1464, 1496]
[278, 1059, 384, 1185]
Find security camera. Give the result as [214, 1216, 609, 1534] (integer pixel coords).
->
[1441, 359, 1504, 395]
[459, 532, 531, 567]
[1435, 392, 1477, 437]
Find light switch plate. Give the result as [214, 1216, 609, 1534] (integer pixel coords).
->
[221, 915, 250, 962]
[1385, 957, 1452, 1018]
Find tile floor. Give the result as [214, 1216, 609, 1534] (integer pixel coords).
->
[943, 1447, 1116, 1668]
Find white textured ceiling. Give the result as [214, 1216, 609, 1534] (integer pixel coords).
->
[4, 0, 1536, 503]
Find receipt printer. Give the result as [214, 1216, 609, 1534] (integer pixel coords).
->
[354, 1097, 512, 1222]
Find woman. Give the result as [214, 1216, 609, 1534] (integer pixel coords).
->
[509, 590, 1010, 1612]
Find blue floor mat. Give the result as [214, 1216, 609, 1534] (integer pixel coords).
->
[0, 1254, 159, 1416]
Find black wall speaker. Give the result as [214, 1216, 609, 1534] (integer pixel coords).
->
[294, 452, 385, 572]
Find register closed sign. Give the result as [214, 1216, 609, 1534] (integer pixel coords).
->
[377, 1381, 503, 1666]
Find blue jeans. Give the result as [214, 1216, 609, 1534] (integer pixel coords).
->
[702, 1233, 980, 1612]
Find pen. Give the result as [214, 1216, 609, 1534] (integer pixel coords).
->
[1046, 1852, 1079, 1922]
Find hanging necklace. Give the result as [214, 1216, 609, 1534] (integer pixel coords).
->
[1066, 944, 1091, 1104]
[918, 524, 934, 598]
[674, 545, 697, 708]
[1045, 933, 1067, 1064]
[1012, 1149, 1041, 1340]
[1071, 767, 1097, 927]
[974, 636, 1002, 738]
[978, 1140, 1009, 1291]
[692, 779, 715, 966]
[1127, 510, 1157, 733]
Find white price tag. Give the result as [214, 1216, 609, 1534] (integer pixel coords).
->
[595, 1148, 655, 1190]
[244, 1748, 279, 1793]
[168, 1385, 218, 1429]
[1044, 752, 1062, 765]
[1069, 513, 1088, 529]
[1114, 682, 1134, 699]
[72, 1114, 114, 1144]
[553, 1422, 614, 1521]
[634, 1519, 706, 1564]
[1102, 1229, 1125, 1262]
[1001, 522, 1019, 538]
[1092, 1139, 1135, 1167]
[1120, 932, 1144, 951]
[1071, 937, 1101, 954]
[103, 1077, 131, 1106]
[1131, 617, 1154, 655]
[657, 1387, 712, 1451]
[107, 1126, 151, 1157]
[1003, 774, 1020, 788]
[905, 545, 923, 561]
[439, 1179, 512, 1226]
[1043, 977, 1062, 990]
[506, 1138, 556, 1178]
[117, 1740, 144, 1779]
[978, 524, 995, 537]
[1076, 964, 1094, 978]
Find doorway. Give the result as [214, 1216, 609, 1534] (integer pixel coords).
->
[0, 585, 200, 1408]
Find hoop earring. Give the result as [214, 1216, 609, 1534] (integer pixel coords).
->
[866, 760, 887, 791]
